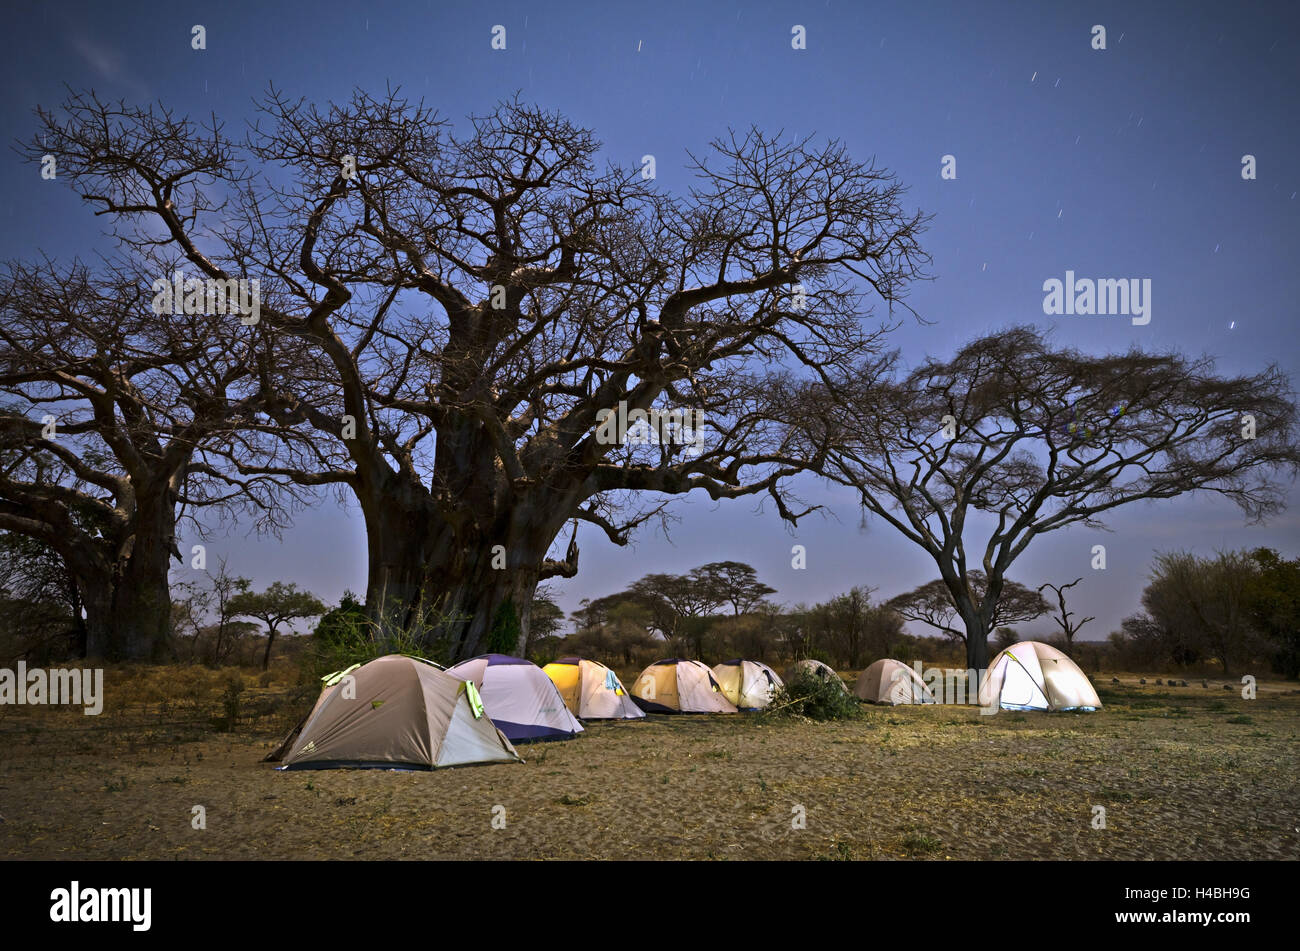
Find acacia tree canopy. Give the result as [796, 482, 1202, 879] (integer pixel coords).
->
[789, 326, 1300, 673]
[886, 573, 1048, 647]
[229, 580, 327, 670]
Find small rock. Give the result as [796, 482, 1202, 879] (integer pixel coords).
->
[1111, 677, 1120, 684]
[1223, 684, 1233, 690]
[1180, 680, 1189, 687]
[1139, 678, 1146, 685]
[1155, 678, 1163, 686]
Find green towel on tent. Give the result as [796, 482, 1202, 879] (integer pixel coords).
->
[464, 680, 485, 719]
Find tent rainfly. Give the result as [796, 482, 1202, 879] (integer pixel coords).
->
[711, 659, 783, 710]
[977, 641, 1102, 712]
[631, 659, 738, 714]
[266, 654, 521, 770]
[543, 657, 645, 720]
[445, 654, 585, 742]
[854, 659, 938, 705]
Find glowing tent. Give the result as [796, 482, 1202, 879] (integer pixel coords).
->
[977, 641, 1102, 712]
[630, 659, 738, 714]
[542, 657, 645, 720]
[446, 654, 585, 742]
[711, 659, 783, 710]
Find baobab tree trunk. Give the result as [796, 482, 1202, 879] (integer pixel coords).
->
[110, 494, 177, 662]
[361, 491, 442, 635]
[79, 552, 173, 661]
[70, 500, 175, 663]
[80, 582, 114, 661]
[436, 556, 542, 660]
[359, 486, 565, 661]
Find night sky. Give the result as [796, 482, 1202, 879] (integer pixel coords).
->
[3, 0, 1297, 640]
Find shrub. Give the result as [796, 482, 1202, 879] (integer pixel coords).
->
[215, 675, 244, 732]
[303, 595, 452, 681]
[902, 830, 943, 856]
[312, 590, 367, 649]
[767, 669, 862, 722]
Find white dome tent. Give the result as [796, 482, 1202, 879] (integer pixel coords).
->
[978, 641, 1102, 712]
[785, 658, 849, 693]
[854, 658, 937, 705]
[542, 657, 645, 720]
[712, 659, 783, 710]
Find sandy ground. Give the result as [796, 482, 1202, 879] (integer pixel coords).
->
[1, 675, 1297, 860]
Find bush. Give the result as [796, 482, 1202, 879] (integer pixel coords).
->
[766, 669, 862, 722]
[312, 590, 367, 650]
[215, 675, 244, 732]
[304, 594, 451, 681]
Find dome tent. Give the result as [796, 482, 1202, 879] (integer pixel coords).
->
[854, 659, 937, 705]
[631, 659, 738, 714]
[542, 657, 645, 720]
[446, 654, 585, 742]
[977, 641, 1102, 712]
[785, 659, 849, 693]
[268, 654, 521, 770]
[711, 659, 783, 710]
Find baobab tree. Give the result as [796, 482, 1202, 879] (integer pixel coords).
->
[26, 89, 930, 659]
[789, 326, 1300, 675]
[0, 261, 285, 660]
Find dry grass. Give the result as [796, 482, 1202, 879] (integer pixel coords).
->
[1, 666, 1296, 860]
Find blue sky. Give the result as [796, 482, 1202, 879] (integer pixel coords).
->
[3, 1, 1297, 639]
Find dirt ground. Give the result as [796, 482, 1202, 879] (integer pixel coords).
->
[2, 672, 1297, 860]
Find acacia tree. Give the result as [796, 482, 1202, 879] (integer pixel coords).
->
[695, 561, 777, 616]
[886, 573, 1047, 651]
[626, 571, 723, 657]
[229, 581, 327, 670]
[26, 89, 929, 660]
[791, 326, 1300, 674]
[0, 261, 282, 660]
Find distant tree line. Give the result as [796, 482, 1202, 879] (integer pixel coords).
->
[1110, 548, 1300, 678]
[527, 559, 1032, 672]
